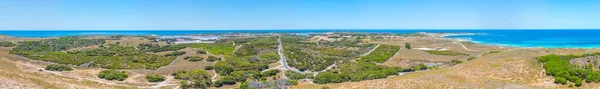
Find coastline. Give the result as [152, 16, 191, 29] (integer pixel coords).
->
[3, 30, 600, 49]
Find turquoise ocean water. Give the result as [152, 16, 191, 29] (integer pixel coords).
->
[1, 30, 600, 48]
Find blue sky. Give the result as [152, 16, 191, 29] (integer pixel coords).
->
[1, 0, 600, 30]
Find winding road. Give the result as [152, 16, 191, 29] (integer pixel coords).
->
[362, 44, 381, 56]
[458, 42, 477, 51]
[278, 37, 302, 73]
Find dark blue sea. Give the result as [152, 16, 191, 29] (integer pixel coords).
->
[2, 29, 600, 48]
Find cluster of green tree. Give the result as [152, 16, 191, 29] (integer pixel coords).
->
[16, 43, 176, 69]
[313, 61, 403, 84]
[360, 45, 400, 63]
[282, 36, 374, 71]
[204, 65, 214, 70]
[196, 49, 207, 54]
[16, 51, 95, 65]
[80, 46, 140, 56]
[423, 50, 468, 56]
[412, 63, 428, 71]
[97, 70, 128, 81]
[262, 70, 280, 77]
[90, 54, 175, 69]
[173, 69, 213, 88]
[10, 37, 104, 53]
[44, 64, 73, 71]
[537, 54, 600, 87]
[164, 51, 186, 56]
[451, 60, 463, 65]
[184, 56, 204, 62]
[405, 42, 411, 49]
[206, 56, 222, 62]
[0, 41, 16, 47]
[285, 70, 313, 80]
[283, 46, 337, 71]
[138, 44, 187, 52]
[213, 57, 267, 76]
[207, 37, 289, 87]
[145, 74, 166, 82]
[137, 44, 160, 51]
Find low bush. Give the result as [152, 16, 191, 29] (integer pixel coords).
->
[206, 56, 221, 62]
[164, 51, 186, 56]
[44, 64, 73, 71]
[97, 70, 128, 81]
[146, 74, 166, 82]
[184, 56, 204, 62]
[0, 41, 16, 47]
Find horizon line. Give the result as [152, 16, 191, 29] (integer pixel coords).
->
[3, 28, 600, 31]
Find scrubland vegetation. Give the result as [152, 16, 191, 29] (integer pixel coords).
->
[10, 37, 175, 69]
[164, 51, 186, 56]
[184, 56, 204, 62]
[538, 53, 600, 87]
[145, 75, 166, 82]
[173, 69, 214, 88]
[360, 45, 400, 63]
[0, 41, 16, 47]
[313, 61, 403, 84]
[44, 64, 73, 71]
[97, 70, 128, 81]
[282, 36, 375, 71]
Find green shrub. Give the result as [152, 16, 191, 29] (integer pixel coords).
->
[146, 75, 166, 82]
[287, 79, 298, 85]
[261, 69, 279, 77]
[285, 70, 307, 80]
[173, 71, 189, 80]
[575, 79, 583, 87]
[213, 80, 223, 87]
[177, 69, 213, 89]
[538, 53, 600, 86]
[206, 56, 221, 62]
[405, 42, 411, 49]
[44, 64, 73, 71]
[554, 77, 567, 84]
[451, 60, 463, 64]
[413, 63, 427, 71]
[97, 70, 128, 81]
[313, 62, 402, 84]
[467, 56, 477, 61]
[197, 49, 207, 54]
[184, 56, 204, 62]
[204, 65, 214, 70]
[219, 76, 237, 85]
[0, 41, 16, 47]
[164, 51, 186, 56]
[360, 45, 400, 63]
[11, 40, 175, 69]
